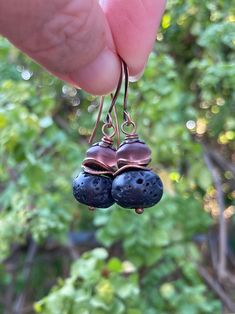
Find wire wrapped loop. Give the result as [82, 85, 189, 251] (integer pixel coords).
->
[121, 120, 137, 137]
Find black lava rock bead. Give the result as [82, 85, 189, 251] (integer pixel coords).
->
[112, 170, 163, 209]
[73, 172, 115, 208]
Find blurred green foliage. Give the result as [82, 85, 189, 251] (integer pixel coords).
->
[0, 0, 234, 313]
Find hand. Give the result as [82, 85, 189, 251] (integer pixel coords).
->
[0, 0, 166, 95]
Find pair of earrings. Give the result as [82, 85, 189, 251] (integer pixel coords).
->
[72, 61, 163, 214]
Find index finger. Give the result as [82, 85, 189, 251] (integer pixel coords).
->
[100, 0, 166, 77]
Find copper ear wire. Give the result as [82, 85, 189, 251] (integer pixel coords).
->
[110, 93, 121, 146]
[123, 60, 129, 122]
[89, 59, 135, 145]
[89, 63, 123, 145]
[105, 64, 123, 124]
[121, 60, 138, 139]
[89, 96, 104, 145]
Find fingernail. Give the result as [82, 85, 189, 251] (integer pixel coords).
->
[129, 67, 145, 82]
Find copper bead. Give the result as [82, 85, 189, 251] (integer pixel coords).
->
[117, 139, 152, 168]
[83, 142, 117, 171]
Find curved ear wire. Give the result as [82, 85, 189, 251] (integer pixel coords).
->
[89, 62, 123, 145]
[89, 96, 104, 144]
[106, 63, 123, 123]
[110, 93, 121, 146]
[120, 59, 138, 137]
[122, 59, 129, 122]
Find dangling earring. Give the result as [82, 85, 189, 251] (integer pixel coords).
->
[72, 60, 163, 214]
[72, 65, 123, 210]
[111, 60, 163, 214]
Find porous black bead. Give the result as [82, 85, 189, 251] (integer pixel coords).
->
[73, 172, 115, 208]
[112, 170, 163, 209]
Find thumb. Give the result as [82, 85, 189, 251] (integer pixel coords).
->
[0, 0, 121, 95]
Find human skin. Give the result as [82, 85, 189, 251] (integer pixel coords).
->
[0, 0, 166, 95]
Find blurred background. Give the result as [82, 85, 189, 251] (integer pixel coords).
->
[0, 0, 234, 313]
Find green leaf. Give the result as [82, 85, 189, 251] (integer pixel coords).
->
[107, 258, 123, 273]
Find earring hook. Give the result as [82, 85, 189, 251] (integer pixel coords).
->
[89, 96, 104, 144]
[89, 61, 123, 145]
[121, 60, 137, 137]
